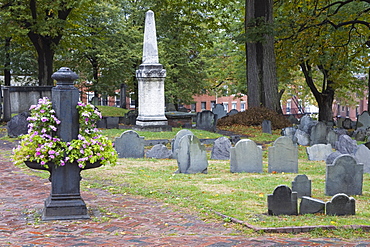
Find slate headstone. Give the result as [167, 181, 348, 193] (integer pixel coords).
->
[211, 136, 231, 160]
[212, 104, 227, 120]
[354, 144, 370, 173]
[294, 129, 310, 146]
[291, 174, 311, 198]
[326, 193, 355, 216]
[267, 185, 298, 215]
[228, 109, 239, 116]
[298, 115, 317, 134]
[171, 129, 194, 159]
[268, 136, 298, 173]
[325, 154, 363, 196]
[196, 110, 217, 132]
[146, 144, 172, 159]
[299, 197, 325, 215]
[310, 122, 328, 145]
[7, 111, 30, 137]
[176, 135, 208, 174]
[114, 130, 145, 158]
[335, 135, 358, 154]
[325, 151, 342, 164]
[281, 127, 297, 143]
[230, 139, 262, 173]
[356, 111, 370, 130]
[106, 117, 119, 129]
[306, 144, 333, 161]
[342, 118, 352, 129]
[326, 129, 338, 149]
[337, 117, 344, 128]
[353, 129, 367, 142]
[262, 120, 272, 134]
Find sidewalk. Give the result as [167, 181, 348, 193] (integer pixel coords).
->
[1, 142, 369, 246]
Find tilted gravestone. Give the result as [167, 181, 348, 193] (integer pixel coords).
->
[335, 135, 358, 154]
[211, 136, 231, 160]
[326, 193, 355, 216]
[342, 118, 353, 129]
[310, 121, 328, 145]
[212, 104, 227, 120]
[228, 109, 239, 116]
[114, 130, 145, 158]
[146, 144, 172, 159]
[268, 136, 298, 173]
[267, 185, 298, 215]
[353, 129, 367, 142]
[298, 115, 317, 134]
[325, 154, 363, 196]
[171, 129, 193, 159]
[196, 110, 217, 132]
[262, 120, 272, 134]
[354, 144, 370, 173]
[325, 151, 342, 164]
[175, 135, 208, 174]
[356, 111, 370, 130]
[7, 111, 30, 137]
[294, 129, 310, 146]
[291, 174, 311, 198]
[306, 144, 333, 161]
[326, 129, 338, 149]
[299, 196, 325, 215]
[230, 139, 262, 173]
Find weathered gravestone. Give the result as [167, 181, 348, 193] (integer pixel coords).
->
[354, 144, 370, 173]
[211, 136, 231, 160]
[7, 111, 30, 137]
[310, 122, 328, 145]
[146, 144, 172, 159]
[196, 110, 217, 132]
[267, 185, 298, 215]
[326, 129, 338, 149]
[281, 127, 297, 143]
[325, 151, 342, 164]
[356, 111, 370, 130]
[299, 197, 325, 215]
[262, 120, 272, 134]
[353, 128, 367, 142]
[342, 118, 353, 129]
[326, 193, 355, 216]
[171, 129, 194, 159]
[106, 117, 119, 129]
[115, 130, 145, 158]
[291, 174, 311, 198]
[228, 109, 239, 116]
[230, 139, 262, 173]
[212, 104, 227, 120]
[176, 135, 208, 174]
[335, 135, 358, 154]
[298, 115, 317, 134]
[268, 136, 298, 173]
[306, 144, 333, 161]
[325, 154, 363, 196]
[294, 129, 310, 146]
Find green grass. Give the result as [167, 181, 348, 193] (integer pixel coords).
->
[96, 105, 129, 117]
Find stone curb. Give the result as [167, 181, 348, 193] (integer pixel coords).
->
[212, 211, 370, 233]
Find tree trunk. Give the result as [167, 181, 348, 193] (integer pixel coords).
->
[4, 37, 11, 86]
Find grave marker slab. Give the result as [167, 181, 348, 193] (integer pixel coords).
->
[211, 136, 231, 160]
[212, 104, 227, 120]
[230, 139, 262, 173]
[115, 130, 145, 158]
[306, 144, 333, 161]
[299, 197, 325, 215]
[268, 136, 298, 173]
[310, 122, 328, 145]
[294, 129, 310, 146]
[267, 185, 298, 215]
[335, 135, 358, 154]
[291, 174, 311, 198]
[356, 111, 370, 130]
[354, 144, 370, 173]
[146, 144, 172, 159]
[7, 111, 30, 137]
[262, 120, 272, 134]
[196, 110, 217, 132]
[326, 193, 355, 216]
[176, 135, 208, 174]
[228, 109, 239, 116]
[325, 154, 363, 196]
[171, 129, 193, 159]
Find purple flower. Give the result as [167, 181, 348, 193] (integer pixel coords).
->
[41, 117, 48, 122]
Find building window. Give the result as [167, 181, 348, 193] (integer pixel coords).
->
[223, 102, 229, 112]
[201, 102, 206, 110]
[241, 102, 246, 112]
[286, 99, 291, 113]
[191, 104, 196, 112]
[346, 106, 349, 117]
[129, 93, 136, 108]
[342, 106, 345, 111]
[232, 102, 237, 110]
[211, 101, 216, 109]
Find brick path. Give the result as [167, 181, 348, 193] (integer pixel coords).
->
[1, 144, 369, 246]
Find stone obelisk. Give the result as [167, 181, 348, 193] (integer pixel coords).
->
[134, 10, 172, 132]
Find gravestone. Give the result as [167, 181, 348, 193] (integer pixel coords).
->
[123, 110, 138, 125]
[230, 139, 262, 173]
[353, 129, 367, 142]
[287, 115, 299, 124]
[211, 136, 231, 160]
[326, 193, 355, 216]
[268, 136, 298, 173]
[146, 144, 172, 159]
[115, 130, 145, 158]
[325, 154, 363, 196]
[228, 109, 239, 116]
[298, 115, 317, 134]
[342, 118, 352, 129]
[356, 111, 370, 130]
[325, 151, 342, 164]
[196, 110, 217, 132]
[229, 135, 241, 145]
[336, 117, 344, 128]
[176, 135, 208, 174]
[281, 127, 297, 143]
[106, 117, 119, 129]
[291, 174, 311, 198]
[326, 129, 338, 149]
[171, 129, 194, 159]
[212, 104, 227, 120]
[310, 122, 328, 145]
[354, 144, 370, 173]
[299, 197, 325, 215]
[166, 103, 176, 111]
[267, 185, 298, 215]
[294, 129, 310, 146]
[335, 135, 358, 154]
[306, 144, 333, 161]
[262, 120, 272, 134]
[7, 111, 30, 137]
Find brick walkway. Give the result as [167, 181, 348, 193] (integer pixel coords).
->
[1, 144, 369, 246]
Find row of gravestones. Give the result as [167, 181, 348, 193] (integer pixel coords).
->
[114, 129, 365, 198]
